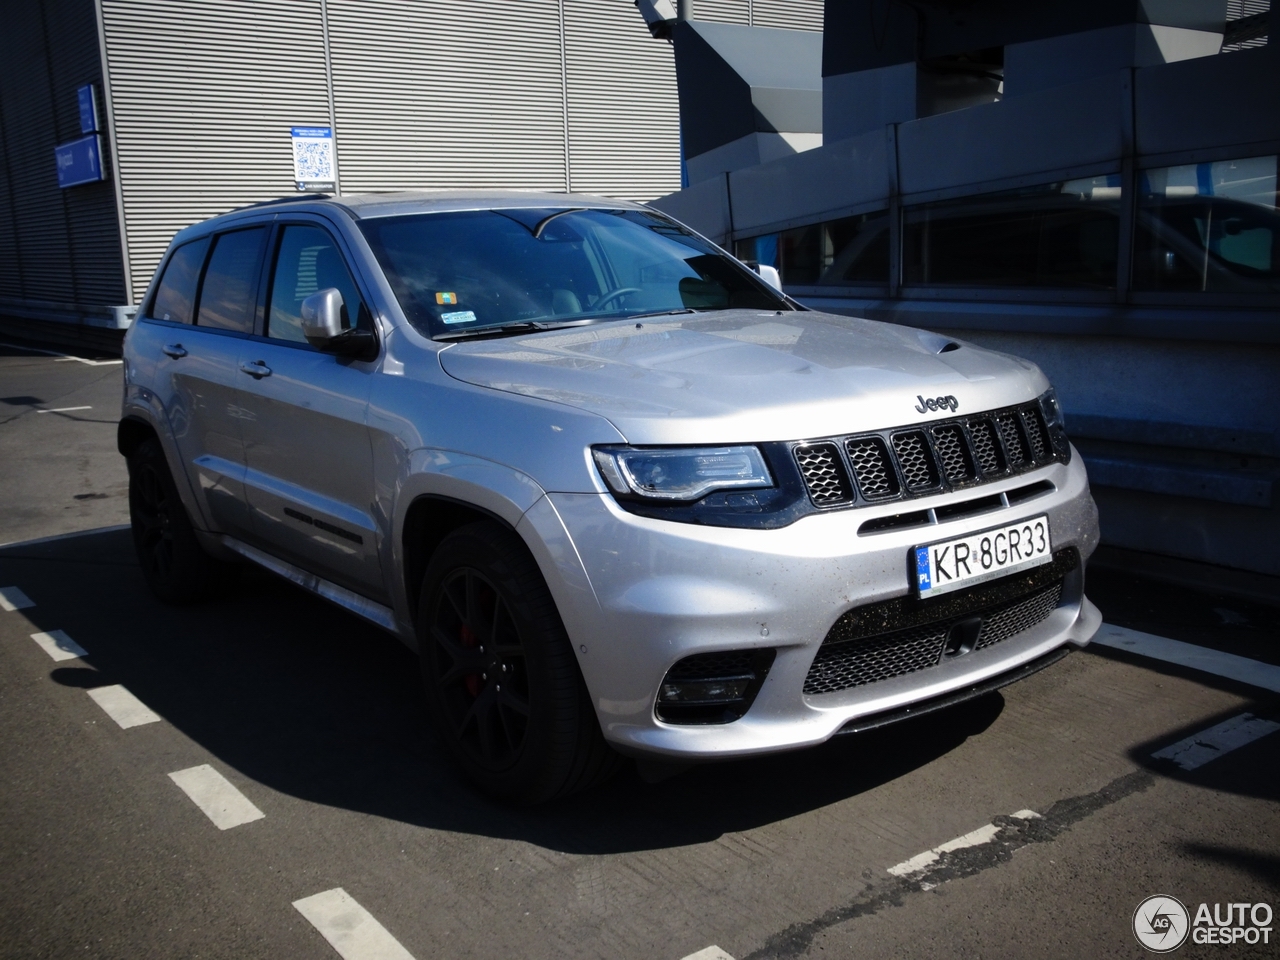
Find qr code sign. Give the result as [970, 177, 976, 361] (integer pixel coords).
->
[292, 138, 334, 182]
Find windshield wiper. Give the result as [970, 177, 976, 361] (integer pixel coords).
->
[433, 317, 607, 342]
[625, 308, 699, 320]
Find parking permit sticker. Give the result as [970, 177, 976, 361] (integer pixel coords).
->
[440, 310, 477, 325]
[436, 292, 457, 305]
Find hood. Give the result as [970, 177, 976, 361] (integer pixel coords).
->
[437, 309, 1049, 444]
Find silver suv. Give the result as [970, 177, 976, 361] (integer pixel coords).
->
[119, 191, 1101, 802]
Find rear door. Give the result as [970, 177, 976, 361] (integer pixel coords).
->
[233, 219, 385, 599]
[134, 227, 265, 539]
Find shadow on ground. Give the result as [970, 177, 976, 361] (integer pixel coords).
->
[3, 528, 1010, 855]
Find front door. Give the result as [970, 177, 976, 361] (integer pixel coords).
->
[233, 221, 385, 599]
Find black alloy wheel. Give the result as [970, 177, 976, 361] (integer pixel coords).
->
[430, 566, 531, 771]
[418, 520, 619, 803]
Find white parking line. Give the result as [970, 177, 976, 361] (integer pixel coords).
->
[293, 888, 417, 960]
[1151, 713, 1280, 770]
[85, 685, 161, 728]
[1092, 623, 1280, 694]
[0, 340, 122, 365]
[29, 630, 87, 661]
[0, 586, 35, 611]
[36, 405, 92, 414]
[168, 764, 265, 830]
[681, 947, 736, 960]
[887, 809, 1041, 878]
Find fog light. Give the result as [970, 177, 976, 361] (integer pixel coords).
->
[660, 677, 751, 703]
[655, 648, 776, 724]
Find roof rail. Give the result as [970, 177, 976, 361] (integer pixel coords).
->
[232, 194, 332, 212]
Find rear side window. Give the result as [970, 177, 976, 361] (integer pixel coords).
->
[196, 227, 268, 333]
[150, 237, 210, 324]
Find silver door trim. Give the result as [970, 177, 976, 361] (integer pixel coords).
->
[220, 535, 398, 632]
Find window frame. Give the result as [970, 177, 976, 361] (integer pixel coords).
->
[190, 224, 272, 337]
[255, 216, 381, 355]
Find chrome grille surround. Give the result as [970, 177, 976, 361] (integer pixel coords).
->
[792, 400, 1067, 510]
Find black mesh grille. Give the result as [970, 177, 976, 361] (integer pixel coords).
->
[932, 425, 975, 483]
[1020, 408, 1050, 461]
[803, 580, 1065, 695]
[789, 400, 1064, 512]
[892, 431, 940, 491]
[968, 419, 1004, 476]
[976, 582, 1063, 649]
[847, 436, 900, 499]
[664, 650, 756, 681]
[996, 414, 1030, 466]
[795, 443, 853, 506]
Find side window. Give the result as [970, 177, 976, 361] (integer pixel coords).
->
[196, 227, 268, 333]
[267, 225, 365, 344]
[150, 237, 210, 323]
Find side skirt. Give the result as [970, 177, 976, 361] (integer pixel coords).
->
[220, 536, 399, 633]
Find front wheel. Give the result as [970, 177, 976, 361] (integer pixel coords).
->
[417, 521, 618, 803]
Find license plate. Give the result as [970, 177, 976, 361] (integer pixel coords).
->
[913, 515, 1051, 598]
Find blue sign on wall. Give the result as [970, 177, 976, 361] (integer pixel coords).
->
[55, 134, 104, 188]
[77, 84, 98, 133]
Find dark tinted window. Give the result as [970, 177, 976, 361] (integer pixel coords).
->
[196, 227, 267, 333]
[150, 237, 210, 324]
[267, 226, 365, 344]
[359, 208, 786, 337]
[734, 212, 889, 286]
[1133, 157, 1279, 294]
[903, 177, 1121, 289]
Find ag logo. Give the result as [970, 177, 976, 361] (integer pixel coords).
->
[1134, 895, 1190, 953]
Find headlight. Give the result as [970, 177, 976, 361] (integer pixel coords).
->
[592, 445, 774, 501]
[1038, 388, 1072, 462]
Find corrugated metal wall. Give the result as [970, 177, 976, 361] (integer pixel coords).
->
[99, 0, 694, 303]
[692, 0, 823, 30]
[0, 0, 126, 307]
[101, 0, 332, 303]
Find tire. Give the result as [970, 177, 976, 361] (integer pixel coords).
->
[417, 520, 619, 803]
[127, 436, 238, 603]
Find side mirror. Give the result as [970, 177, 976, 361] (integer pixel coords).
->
[300, 288, 378, 359]
[300, 288, 346, 347]
[756, 264, 783, 291]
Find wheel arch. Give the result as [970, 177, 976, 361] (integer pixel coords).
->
[117, 415, 158, 459]
[400, 494, 525, 626]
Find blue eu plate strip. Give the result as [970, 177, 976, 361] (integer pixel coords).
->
[915, 546, 931, 592]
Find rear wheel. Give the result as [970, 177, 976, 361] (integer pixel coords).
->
[418, 520, 618, 803]
[127, 437, 238, 603]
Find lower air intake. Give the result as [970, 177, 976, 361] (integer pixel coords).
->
[656, 648, 776, 724]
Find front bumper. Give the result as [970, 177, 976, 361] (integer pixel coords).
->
[535, 450, 1100, 760]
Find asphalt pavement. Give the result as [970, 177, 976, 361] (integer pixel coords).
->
[1, 339, 1277, 960]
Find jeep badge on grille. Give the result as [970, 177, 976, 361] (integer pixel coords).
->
[915, 394, 959, 413]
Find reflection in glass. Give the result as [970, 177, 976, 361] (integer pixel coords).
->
[1133, 156, 1279, 293]
[734, 211, 890, 286]
[903, 176, 1121, 289]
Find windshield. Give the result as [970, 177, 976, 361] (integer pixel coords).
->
[357, 207, 789, 337]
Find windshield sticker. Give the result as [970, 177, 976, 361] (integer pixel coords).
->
[435, 292, 458, 305]
[440, 310, 478, 325]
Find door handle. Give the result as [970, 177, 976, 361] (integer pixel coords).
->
[162, 343, 188, 359]
[239, 360, 272, 379]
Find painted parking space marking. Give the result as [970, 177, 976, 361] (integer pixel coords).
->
[36, 405, 92, 414]
[1092, 623, 1280, 694]
[30, 630, 87, 661]
[680, 947, 736, 960]
[1151, 713, 1280, 771]
[168, 764, 265, 830]
[0, 340, 122, 365]
[292, 888, 417, 960]
[0, 586, 35, 611]
[887, 809, 1042, 878]
[85, 685, 161, 728]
